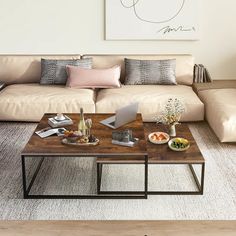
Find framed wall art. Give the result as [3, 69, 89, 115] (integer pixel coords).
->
[105, 0, 199, 40]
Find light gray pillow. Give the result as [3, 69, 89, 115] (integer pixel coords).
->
[124, 58, 177, 85]
[40, 58, 92, 85]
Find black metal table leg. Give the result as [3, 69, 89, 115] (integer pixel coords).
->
[95, 161, 205, 196]
[200, 163, 205, 194]
[97, 154, 148, 198]
[21, 155, 27, 198]
[189, 164, 201, 191]
[21, 155, 45, 199]
[148, 163, 205, 195]
[22, 155, 147, 199]
[144, 155, 148, 199]
[189, 163, 205, 194]
[97, 163, 103, 194]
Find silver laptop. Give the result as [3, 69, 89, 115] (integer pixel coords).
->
[100, 103, 139, 129]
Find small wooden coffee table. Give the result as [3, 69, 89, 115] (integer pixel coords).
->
[21, 113, 148, 199]
[97, 123, 205, 195]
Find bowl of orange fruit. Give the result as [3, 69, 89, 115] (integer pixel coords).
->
[148, 132, 170, 144]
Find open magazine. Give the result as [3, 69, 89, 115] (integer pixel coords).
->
[35, 127, 66, 138]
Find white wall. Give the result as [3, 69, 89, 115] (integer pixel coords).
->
[0, 0, 235, 80]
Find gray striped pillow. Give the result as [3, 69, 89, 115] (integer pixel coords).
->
[40, 58, 92, 85]
[124, 58, 177, 85]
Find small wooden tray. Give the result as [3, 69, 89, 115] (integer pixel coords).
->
[62, 138, 99, 146]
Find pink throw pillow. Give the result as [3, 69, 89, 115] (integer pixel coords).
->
[66, 65, 121, 88]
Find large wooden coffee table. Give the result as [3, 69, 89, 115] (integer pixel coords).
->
[97, 123, 205, 195]
[21, 113, 148, 199]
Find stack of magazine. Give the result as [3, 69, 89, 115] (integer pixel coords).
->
[48, 115, 73, 128]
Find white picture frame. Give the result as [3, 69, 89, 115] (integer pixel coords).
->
[105, 0, 199, 40]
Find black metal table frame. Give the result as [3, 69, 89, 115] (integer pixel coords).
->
[97, 162, 205, 195]
[21, 154, 148, 199]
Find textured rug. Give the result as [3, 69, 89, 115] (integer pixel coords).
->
[0, 122, 235, 220]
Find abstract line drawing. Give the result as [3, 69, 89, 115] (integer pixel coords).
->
[120, 0, 186, 24]
[106, 0, 199, 40]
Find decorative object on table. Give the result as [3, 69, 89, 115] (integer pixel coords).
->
[168, 137, 190, 152]
[48, 114, 73, 128]
[62, 138, 99, 146]
[169, 124, 177, 137]
[78, 108, 87, 135]
[85, 118, 93, 137]
[156, 98, 185, 137]
[148, 132, 170, 144]
[62, 130, 82, 143]
[62, 130, 99, 146]
[112, 129, 139, 147]
[106, 0, 199, 40]
[54, 113, 66, 121]
[35, 127, 67, 138]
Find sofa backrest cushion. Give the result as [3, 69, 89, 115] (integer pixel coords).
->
[0, 55, 80, 84]
[82, 54, 194, 86]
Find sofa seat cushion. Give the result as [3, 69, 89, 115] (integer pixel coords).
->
[0, 83, 96, 122]
[198, 89, 236, 142]
[96, 85, 204, 122]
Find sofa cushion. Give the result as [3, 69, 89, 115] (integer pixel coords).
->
[193, 80, 236, 94]
[0, 84, 96, 122]
[82, 54, 194, 85]
[40, 58, 92, 85]
[0, 55, 80, 85]
[198, 89, 236, 142]
[96, 85, 204, 122]
[124, 58, 177, 85]
[66, 65, 121, 88]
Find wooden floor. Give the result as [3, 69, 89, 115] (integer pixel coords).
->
[0, 221, 235, 236]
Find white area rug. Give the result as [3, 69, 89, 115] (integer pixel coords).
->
[0, 122, 235, 220]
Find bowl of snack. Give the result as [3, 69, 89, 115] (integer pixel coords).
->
[148, 132, 170, 144]
[63, 130, 82, 143]
[62, 132, 99, 146]
[168, 138, 190, 151]
[77, 135, 89, 144]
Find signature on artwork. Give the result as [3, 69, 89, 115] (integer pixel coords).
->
[157, 26, 196, 34]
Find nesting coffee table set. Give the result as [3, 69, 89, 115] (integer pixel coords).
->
[21, 113, 205, 199]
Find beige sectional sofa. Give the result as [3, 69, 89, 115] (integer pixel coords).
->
[0, 54, 204, 122]
[194, 81, 236, 142]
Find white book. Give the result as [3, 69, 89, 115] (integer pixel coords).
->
[48, 115, 73, 128]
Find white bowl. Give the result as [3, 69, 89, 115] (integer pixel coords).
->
[148, 132, 170, 144]
[168, 138, 190, 152]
